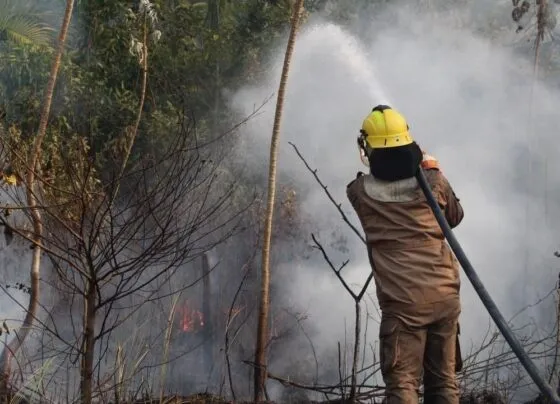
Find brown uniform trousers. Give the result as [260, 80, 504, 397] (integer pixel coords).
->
[347, 168, 465, 404]
[380, 299, 462, 404]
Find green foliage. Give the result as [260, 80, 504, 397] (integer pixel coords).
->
[0, 0, 54, 47]
[0, 0, 294, 183]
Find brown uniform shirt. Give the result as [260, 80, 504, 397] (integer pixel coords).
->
[347, 169, 464, 316]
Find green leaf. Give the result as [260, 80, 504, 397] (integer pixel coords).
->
[0, 1, 54, 47]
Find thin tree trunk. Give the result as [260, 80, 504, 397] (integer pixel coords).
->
[253, 1, 305, 401]
[120, 16, 148, 173]
[548, 277, 560, 385]
[350, 301, 361, 403]
[202, 253, 212, 371]
[0, 0, 75, 391]
[80, 280, 97, 404]
[78, 22, 149, 401]
[111, 15, 148, 204]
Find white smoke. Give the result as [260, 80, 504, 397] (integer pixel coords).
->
[229, 2, 560, 400]
[2, 1, 560, 401]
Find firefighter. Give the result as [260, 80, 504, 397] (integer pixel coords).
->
[347, 105, 464, 404]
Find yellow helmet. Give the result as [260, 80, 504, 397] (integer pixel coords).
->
[361, 105, 414, 149]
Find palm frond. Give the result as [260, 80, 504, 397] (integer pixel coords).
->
[0, 1, 54, 47]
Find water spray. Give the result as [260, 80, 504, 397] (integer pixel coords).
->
[416, 168, 560, 404]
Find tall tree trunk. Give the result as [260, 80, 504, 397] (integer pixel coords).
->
[0, 0, 75, 392]
[253, 1, 305, 401]
[80, 280, 97, 404]
[119, 16, 148, 175]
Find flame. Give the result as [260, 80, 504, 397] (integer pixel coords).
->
[178, 301, 204, 332]
[176, 302, 248, 333]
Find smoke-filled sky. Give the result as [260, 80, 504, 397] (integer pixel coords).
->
[229, 0, 560, 397]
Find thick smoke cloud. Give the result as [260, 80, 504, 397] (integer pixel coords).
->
[229, 1, 560, 399]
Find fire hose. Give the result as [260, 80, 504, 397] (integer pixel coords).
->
[415, 168, 560, 404]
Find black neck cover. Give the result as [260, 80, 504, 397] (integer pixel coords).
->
[369, 142, 422, 181]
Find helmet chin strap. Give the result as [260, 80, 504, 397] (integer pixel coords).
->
[357, 133, 370, 168]
[358, 146, 370, 167]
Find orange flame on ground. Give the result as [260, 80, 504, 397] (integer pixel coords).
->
[176, 302, 249, 333]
